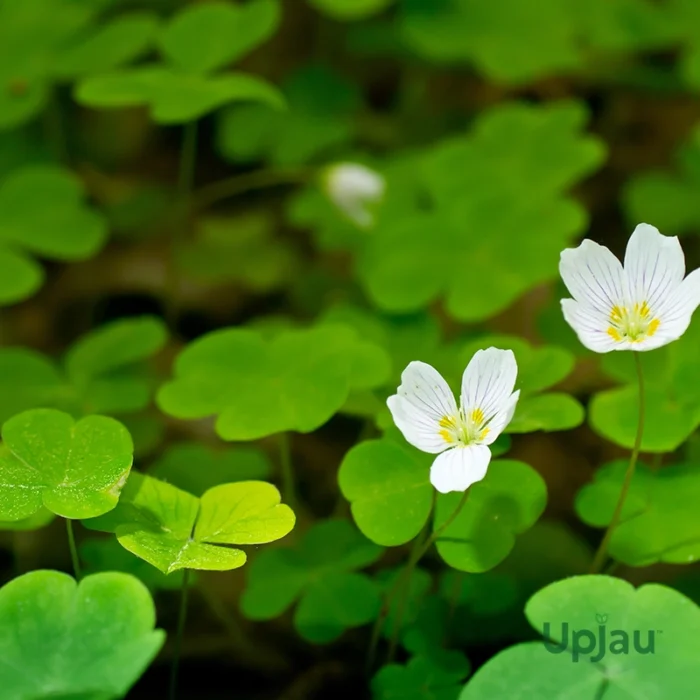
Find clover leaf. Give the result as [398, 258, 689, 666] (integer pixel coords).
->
[240, 519, 383, 643]
[75, 1, 284, 124]
[339, 439, 434, 546]
[461, 575, 700, 699]
[0, 0, 158, 129]
[576, 460, 700, 566]
[328, 102, 603, 322]
[0, 316, 167, 421]
[456, 335, 583, 433]
[0, 166, 108, 305]
[217, 64, 360, 164]
[0, 570, 164, 700]
[434, 461, 547, 572]
[157, 324, 386, 440]
[590, 319, 700, 451]
[339, 439, 547, 568]
[0, 408, 133, 522]
[623, 125, 700, 235]
[372, 653, 469, 700]
[398, 0, 677, 84]
[83, 472, 295, 574]
[150, 441, 272, 496]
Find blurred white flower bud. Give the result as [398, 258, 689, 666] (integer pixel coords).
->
[322, 162, 385, 229]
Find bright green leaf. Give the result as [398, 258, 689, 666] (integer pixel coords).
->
[0, 569, 164, 699]
[0, 408, 133, 521]
[158, 0, 280, 73]
[339, 439, 434, 546]
[309, 0, 395, 21]
[576, 460, 700, 566]
[83, 472, 294, 574]
[435, 460, 547, 572]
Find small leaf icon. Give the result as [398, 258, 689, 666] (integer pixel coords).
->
[595, 613, 608, 624]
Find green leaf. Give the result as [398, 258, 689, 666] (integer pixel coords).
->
[0, 408, 133, 521]
[356, 102, 605, 321]
[507, 393, 585, 433]
[0, 507, 55, 531]
[65, 315, 167, 382]
[576, 460, 700, 566]
[623, 126, 700, 234]
[157, 325, 369, 440]
[434, 460, 547, 572]
[399, 0, 677, 84]
[309, 0, 395, 20]
[0, 348, 68, 423]
[591, 320, 700, 451]
[0, 570, 164, 699]
[75, 67, 284, 124]
[53, 12, 159, 79]
[0, 166, 107, 304]
[83, 472, 294, 574]
[373, 654, 469, 700]
[217, 63, 359, 165]
[150, 441, 272, 496]
[241, 519, 383, 642]
[339, 439, 434, 546]
[158, 0, 280, 73]
[462, 575, 700, 698]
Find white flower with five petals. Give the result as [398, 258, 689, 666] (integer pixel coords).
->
[387, 349, 520, 494]
[560, 223, 700, 353]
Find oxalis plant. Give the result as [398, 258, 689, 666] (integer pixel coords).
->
[3, 1, 700, 700]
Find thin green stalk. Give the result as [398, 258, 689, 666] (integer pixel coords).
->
[193, 167, 312, 212]
[387, 488, 471, 661]
[589, 353, 645, 574]
[169, 568, 191, 700]
[165, 120, 198, 329]
[66, 519, 81, 580]
[279, 432, 297, 509]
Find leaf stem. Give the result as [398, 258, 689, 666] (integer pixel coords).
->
[192, 167, 313, 212]
[165, 120, 198, 330]
[169, 568, 191, 700]
[65, 519, 81, 580]
[386, 488, 471, 661]
[589, 352, 645, 574]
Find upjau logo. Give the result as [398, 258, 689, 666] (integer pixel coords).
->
[542, 614, 659, 662]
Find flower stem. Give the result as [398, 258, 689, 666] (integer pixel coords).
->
[589, 352, 645, 574]
[165, 120, 198, 330]
[66, 519, 81, 580]
[169, 568, 191, 700]
[193, 167, 313, 212]
[386, 488, 471, 661]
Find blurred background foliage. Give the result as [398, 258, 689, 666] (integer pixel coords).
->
[3, 0, 700, 698]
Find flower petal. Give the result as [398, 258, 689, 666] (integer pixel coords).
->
[561, 298, 620, 353]
[624, 223, 685, 310]
[460, 348, 518, 421]
[429, 444, 491, 493]
[387, 361, 458, 454]
[481, 390, 520, 444]
[559, 239, 625, 314]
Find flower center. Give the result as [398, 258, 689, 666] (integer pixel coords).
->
[606, 301, 660, 343]
[439, 408, 490, 446]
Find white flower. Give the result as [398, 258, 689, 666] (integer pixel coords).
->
[560, 223, 700, 353]
[387, 349, 520, 494]
[322, 162, 385, 228]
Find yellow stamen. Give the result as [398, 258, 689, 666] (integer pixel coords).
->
[648, 318, 660, 336]
[470, 408, 485, 425]
[607, 327, 622, 341]
[480, 427, 490, 440]
[607, 300, 659, 343]
[439, 416, 456, 428]
[439, 429, 453, 443]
